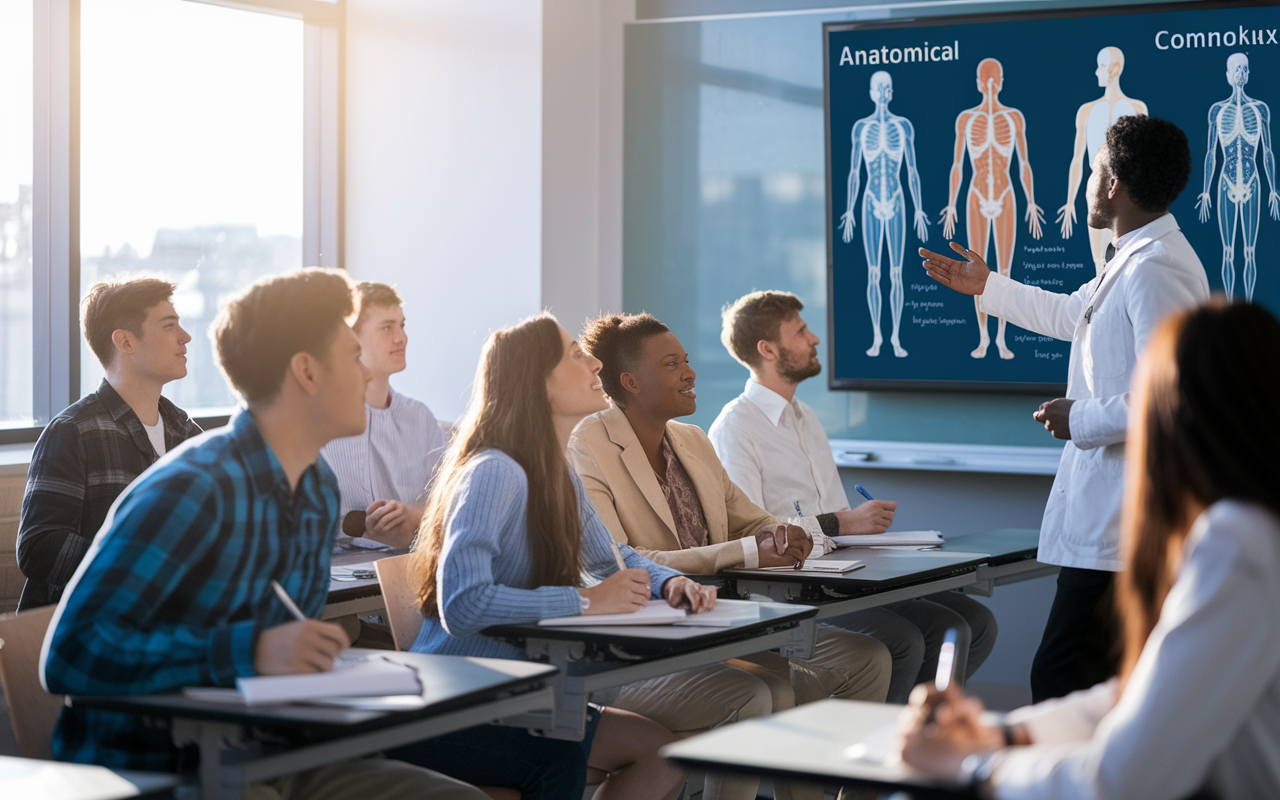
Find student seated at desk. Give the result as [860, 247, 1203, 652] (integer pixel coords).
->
[41, 269, 485, 800]
[321, 281, 448, 551]
[567, 314, 892, 732]
[17, 277, 203, 610]
[709, 290, 997, 702]
[402, 312, 701, 800]
[898, 301, 1280, 800]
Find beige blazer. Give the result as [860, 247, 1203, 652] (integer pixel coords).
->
[568, 405, 780, 575]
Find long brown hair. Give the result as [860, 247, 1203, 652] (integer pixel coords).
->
[412, 312, 583, 616]
[1117, 300, 1280, 688]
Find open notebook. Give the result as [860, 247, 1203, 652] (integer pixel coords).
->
[742, 557, 865, 575]
[183, 653, 422, 706]
[538, 598, 761, 627]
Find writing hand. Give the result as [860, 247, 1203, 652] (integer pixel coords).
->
[254, 620, 350, 675]
[579, 568, 651, 615]
[836, 500, 898, 535]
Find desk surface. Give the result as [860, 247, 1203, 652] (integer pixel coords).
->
[941, 528, 1039, 565]
[484, 602, 817, 663]
[326, 549, 404, 606]
[69, 650, 555, 735]
[663, 699, 973, 798]
[0, 755, 178, 799]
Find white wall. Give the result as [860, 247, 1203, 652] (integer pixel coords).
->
[345, 0, 544, 422]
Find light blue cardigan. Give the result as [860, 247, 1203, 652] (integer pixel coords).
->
[410, 448, 682, 660]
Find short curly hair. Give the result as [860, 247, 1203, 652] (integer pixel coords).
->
[1105, 116, 1190, 213]
[579, 313, 669, 404]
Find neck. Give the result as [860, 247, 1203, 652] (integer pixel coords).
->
[365, 373, 392, 409]
[621, 404, 669, 464]
[1103, 81, 1122, 101]
[104, 367, 164, 427]
[1232, 84, 1247, 102]
[1112, 207, 1164, 241]
[752, 370, 797, 402]
[248, 400, 324, 493]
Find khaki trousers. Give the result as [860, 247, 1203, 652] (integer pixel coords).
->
[612, 662, 773, 800]
[245, 757, 487, 800]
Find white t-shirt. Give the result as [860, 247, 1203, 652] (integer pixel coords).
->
[142, 416, 166, 457]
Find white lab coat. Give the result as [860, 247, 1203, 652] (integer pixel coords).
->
[978, 213, 1208, 570]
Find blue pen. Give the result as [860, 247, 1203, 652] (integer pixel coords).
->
[854, 484, 874, 502]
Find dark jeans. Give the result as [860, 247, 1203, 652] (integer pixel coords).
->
[1030, 566, 1120, 703]
[387, 706, 600, 800]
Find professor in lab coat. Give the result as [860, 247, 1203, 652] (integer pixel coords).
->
[919, 115, 1209, 702]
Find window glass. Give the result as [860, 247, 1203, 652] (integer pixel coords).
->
[79, 0, 303, 415]
[0, 0, 34, 428]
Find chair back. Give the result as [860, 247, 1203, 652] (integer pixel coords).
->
[374, 554, 426, 651]
[0, 605, 63, 759]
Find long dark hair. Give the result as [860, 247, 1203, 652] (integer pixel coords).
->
[1117, 300, 1280, 688]
[413, 312, 583, 616]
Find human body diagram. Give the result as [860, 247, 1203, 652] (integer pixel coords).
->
[839, 71, 929, 358]
[942, 58, 1044, 360]
[1059, 47, 1148, 275]
[1196, 53, 1279, 301]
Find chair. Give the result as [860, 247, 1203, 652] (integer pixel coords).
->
[0, 604, 64, 759]
[373, 554, 425, 652]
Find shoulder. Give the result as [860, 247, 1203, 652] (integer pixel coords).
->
[461, 449, 529, 493]
[1183, 501, 1280, 589]
[569, 411, 611, 451]
[667, 419, 716, 454]
[1128, 230, 1206, 284]
[708, 397, 755, 445]
[391, 391, 439, 424]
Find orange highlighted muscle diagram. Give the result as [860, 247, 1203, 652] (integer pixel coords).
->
[941, 57, 1044, 360]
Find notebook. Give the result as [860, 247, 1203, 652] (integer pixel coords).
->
[830, 530, 944, 548]
[537, 599, 688, 627]
[754, 557, 865, 574]
[672, 598, 761, 627]
[183, 653, 422, 706]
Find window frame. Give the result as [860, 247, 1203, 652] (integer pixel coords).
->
[2, 0, 343, 444]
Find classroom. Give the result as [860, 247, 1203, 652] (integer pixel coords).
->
[1, 1, 1278, 798]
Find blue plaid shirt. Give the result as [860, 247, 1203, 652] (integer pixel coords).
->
[42, 410, 340, 771]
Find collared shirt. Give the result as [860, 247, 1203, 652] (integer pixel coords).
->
[320, 387, 446, 546]
[978, 213, 1209, 570]
[16, 379, 202, 610]
[41, 410, 340, 772]
[708, 379, 851, 521]
[654, 435, 711, 550]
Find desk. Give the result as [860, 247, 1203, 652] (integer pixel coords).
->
[0, 755, 179, 799]
[484, 602, 819, 740]
[323, 550, 404, 620]
[719, 527, 1054, 618]
[662, 699, 974, 799]
[69, 649, 556, 800]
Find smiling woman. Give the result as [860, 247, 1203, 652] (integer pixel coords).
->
[78, 0, 304, 416]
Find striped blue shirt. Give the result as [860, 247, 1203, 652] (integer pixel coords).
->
[320, 387, 447, 515]
[411, 449, 682, 660]
[41, 410, 339, 771]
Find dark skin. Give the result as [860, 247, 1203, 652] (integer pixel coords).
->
[919, 143, 1164, 441]
[615, 331, 812, 569]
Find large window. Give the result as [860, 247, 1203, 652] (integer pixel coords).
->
[79, 0, 304, 415]
[0, 0, 34, 427]
[0, 0, 339, 442]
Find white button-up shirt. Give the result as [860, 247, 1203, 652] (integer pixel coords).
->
[320, 386, 448, 517]
[978, 213, 1208, 570]
[708, 379, 853, 520]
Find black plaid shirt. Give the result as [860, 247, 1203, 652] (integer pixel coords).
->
[16, 379, 202, 610]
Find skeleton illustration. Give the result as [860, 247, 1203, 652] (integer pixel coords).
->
[1197, 53, 1279, 301]
[839, 71, 929, 358]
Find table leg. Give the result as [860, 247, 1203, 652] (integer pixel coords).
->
[172, 718, 247, 800]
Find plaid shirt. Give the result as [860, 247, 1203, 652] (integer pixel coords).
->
[16, 379, 202, 610]
[41, 410, 340, 771]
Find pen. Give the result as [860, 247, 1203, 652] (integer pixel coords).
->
[610, 540, 628, 571]
[271, 579, 307, 622]
[793, 500, 803, 517]
[854, 484, 875, 502]
[934, 628, 959, 692]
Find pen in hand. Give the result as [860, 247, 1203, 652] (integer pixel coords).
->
[855, 485, 875, 502]
[610, 540, 629, 572]
[271, 579, 308, 622]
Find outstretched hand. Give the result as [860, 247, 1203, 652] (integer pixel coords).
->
[1197, 192, 1212, 222]
[919, 242, 992, 296]
[1056, 202, 1076, 239]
